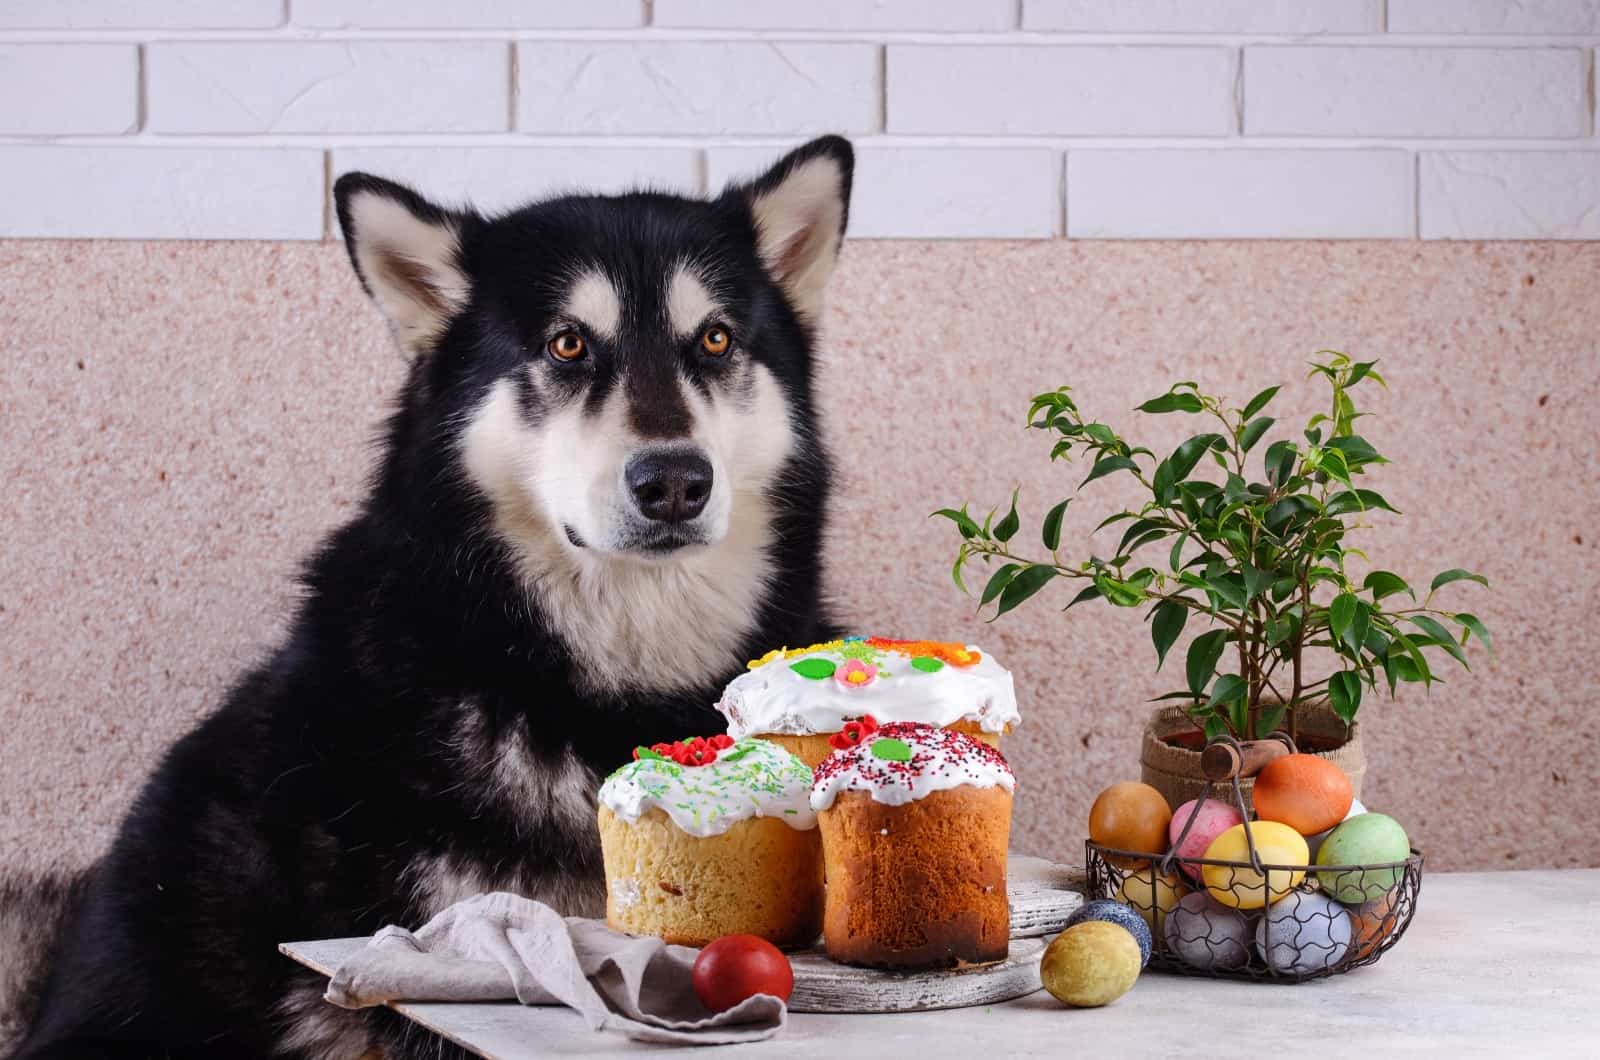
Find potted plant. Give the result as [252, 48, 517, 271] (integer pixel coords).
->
[937, 352, 1491, 808]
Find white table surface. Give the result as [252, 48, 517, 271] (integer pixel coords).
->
[286, 869, 1600, 1058]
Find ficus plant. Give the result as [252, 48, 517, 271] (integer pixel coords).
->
[937, 352, 1491, 744]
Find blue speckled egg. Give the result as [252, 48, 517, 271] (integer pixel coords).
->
[1163, 891, 1252, 971]
[1255, 890, 1353, 974]
[1065, 899, 1154, 967]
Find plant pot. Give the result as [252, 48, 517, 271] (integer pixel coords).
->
[1139, 701, 1365, 813]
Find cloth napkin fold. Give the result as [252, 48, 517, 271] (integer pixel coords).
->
[324, 892, 786, 1045]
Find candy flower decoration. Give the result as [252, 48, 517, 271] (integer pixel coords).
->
[833, 659, 878, 689]
[634, 733, 735, 766]
[828, 715, 879, 750]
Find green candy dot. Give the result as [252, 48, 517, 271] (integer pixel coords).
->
[790, 658, 838, 680]
[870, 737, 913, 762]
[910, 656, 944, 673]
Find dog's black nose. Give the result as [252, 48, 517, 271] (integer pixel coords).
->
[626, 449, 713, 523]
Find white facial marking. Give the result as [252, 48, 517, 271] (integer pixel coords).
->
[457, 359, 796, 695]
[666, 263, 719, 339]
[563, 268, 622, 339]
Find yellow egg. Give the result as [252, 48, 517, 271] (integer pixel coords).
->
[1201, 821, 1308, 909]
[1114, 865, 1188, 936]
[1040, 922, 1143, 1008]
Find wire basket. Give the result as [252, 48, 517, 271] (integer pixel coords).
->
[1084, 734, 1423, 982]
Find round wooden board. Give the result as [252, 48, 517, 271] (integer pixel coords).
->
[788, 937, 1046, 1013]
[1006, 853, 1085, 938]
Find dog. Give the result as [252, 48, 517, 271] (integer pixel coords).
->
[3, 134, 854, 1059]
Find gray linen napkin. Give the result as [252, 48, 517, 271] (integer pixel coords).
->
[324, 892, 787, 1045]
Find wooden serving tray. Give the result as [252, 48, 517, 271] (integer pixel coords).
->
[282, 854, 1084, 1016]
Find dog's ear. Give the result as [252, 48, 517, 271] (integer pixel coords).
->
[334, 173, 472, 356]
[728, 136, 854, 325]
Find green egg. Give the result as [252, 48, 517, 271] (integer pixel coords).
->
[1315, 813, 1409, 904]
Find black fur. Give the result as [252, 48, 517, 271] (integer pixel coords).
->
[9, 136, 853, 1059]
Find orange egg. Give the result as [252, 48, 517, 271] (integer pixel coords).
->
[1349, 891, 1400, 961]
[1089, 782, 1172, 867]
[1252, 754, 1353, 836]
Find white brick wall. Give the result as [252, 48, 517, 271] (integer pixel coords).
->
[0, 1, 1597, 241]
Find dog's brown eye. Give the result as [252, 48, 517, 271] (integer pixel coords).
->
[700, 326, 731, 356]
[548, 331, 586, 362]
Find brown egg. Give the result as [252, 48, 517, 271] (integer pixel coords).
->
[1089, 782, 1172, 867]
[1253, 754, 1353, 836]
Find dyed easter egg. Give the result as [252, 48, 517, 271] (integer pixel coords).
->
[1255, 890, 1353, 974]
[1167, 798, 1243, 878]
[1114, 865, 1188, 937]
[1041, 922, 1143, 1008]
[1064, 899, 1154, 968]
[1316, 813, 1409, 904]
[1348, 890, 1400, 960]
[1089, 782, 1172, 867]
[1253, 754, 1354, 836]
[1306, 798, 1366, 860]
[1201, 822, 1308, 909]
[1164, 891, 1252, 971]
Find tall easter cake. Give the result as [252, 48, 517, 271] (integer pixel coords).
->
[597, 735, 823, 948]
[716, 636, 1019, 768]
[811, 722, 1015, 969]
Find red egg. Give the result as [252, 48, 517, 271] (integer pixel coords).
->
[691, 934, 794, 1013]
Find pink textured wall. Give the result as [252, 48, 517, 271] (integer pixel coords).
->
[2, 240, 1596, 875]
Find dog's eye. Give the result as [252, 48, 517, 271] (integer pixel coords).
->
[548, 331, 586, 362]
[700, 325, 731, 357]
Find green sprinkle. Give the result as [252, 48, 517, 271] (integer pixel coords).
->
[633, 746, 668, 761]
[870, 737, 913, 762]
[911, 656, 944, 673]
[790, 658, 837, 680]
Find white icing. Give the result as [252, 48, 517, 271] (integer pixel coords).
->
[598, 737, 816, 837]
[810, 722, 1016, 811]
[716, 641, 1019, 738]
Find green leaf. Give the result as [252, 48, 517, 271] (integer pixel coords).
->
[951, 549, 969, 594]
[1206, 673, 1247, 711]
[1409, 614, 1470, 667]
[1063, 584, 1102, 611]
[1094, 572, 1147, 608]
[1041, 499, 1070, 551]
[994, 565, 1058, 618]
[1186, 629, 1229, 697]
[790, 658, 837, 680]
[1329, 592, 1359, 649]
[911, 656, 944, 673]
[1346, 360, 1379, 387]
[633, 746, 667, 762]
[1081, 455, 1139, 487]
[1241, 563, 1270, 604]
[1152, 459, 1175, 502]
[1137, 392, 1205, 414]
[1202, 715, 1229, 740]
[993, 490, 1020, 543]
[932, 507, 982, 538]
[1326, 435, 1385, 468]
[1430, 568, 1488, 593]
[1255, 704, 1287, 738]
[980, 564, 1021, 607]
[1264, 440, 1297, 487]
[1239, 417, 1274, 454]
[1168, 530, 1188, 572]
[870, 737, 912, 762]
[1203, 574, 1247, 611]
[1455, 612, 1493, 655]
[1241, 385, 1281, 421]
[1169, 433, 1224, 483]
[1325, 489, 1401, 516]
[1363, 570, 1414, 602]
[1328, 671, 1363, 724]
[1151, 600, 1188, 671]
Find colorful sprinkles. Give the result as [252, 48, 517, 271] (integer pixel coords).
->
[748, 636, 981, 670]
[811, 721, 1016, 811]
[603, 736, 817, 837]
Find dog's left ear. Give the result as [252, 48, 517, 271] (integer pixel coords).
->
[728, 136, 854, 325]
[334, 173, 474, 356]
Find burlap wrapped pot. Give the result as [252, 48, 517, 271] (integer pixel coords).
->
[1139, 700, 1365, 813]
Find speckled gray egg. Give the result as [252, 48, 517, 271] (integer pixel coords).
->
[1255, 890, 1353, 974]
[1065, 899, 1154, 967]
[1164, 891, 1252, 971]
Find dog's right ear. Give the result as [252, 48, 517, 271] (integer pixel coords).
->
[334, 173, 472, 356]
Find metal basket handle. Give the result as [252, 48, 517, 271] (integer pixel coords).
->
[1160, 733, 1299, 878]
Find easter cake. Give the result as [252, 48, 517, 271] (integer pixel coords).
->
[810, 721, 1015, 969]
[597, 735, 823, 948]
[716, 636, 1019, 768]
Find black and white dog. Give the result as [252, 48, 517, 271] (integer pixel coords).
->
[4, 135, 853, 1059]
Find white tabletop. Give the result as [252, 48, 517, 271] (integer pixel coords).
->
[286, 869, 1600, 1058]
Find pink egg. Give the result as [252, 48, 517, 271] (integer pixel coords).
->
[1168, 799, 1243, 875]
